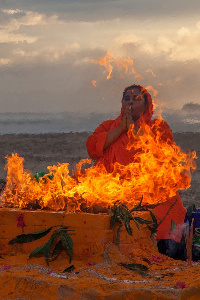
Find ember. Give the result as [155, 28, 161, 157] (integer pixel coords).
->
[0, 118, 196, 211]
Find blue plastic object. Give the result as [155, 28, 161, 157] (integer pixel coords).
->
[185, 208, 200, 234]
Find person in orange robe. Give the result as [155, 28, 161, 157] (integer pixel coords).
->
[86, 84, 187, 257]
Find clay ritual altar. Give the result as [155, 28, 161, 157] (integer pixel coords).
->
[0, 208, 200, 300]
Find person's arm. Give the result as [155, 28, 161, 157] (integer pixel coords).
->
[103, 107, 135, 151]
[103, 123, 124, 151]
[86, 120, 114, 159]
[87, 108, 136, 158]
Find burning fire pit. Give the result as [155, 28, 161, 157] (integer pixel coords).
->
[0, 119, 197, 211]
[0, 120, 197, 261]
[0, 122, 198, 299]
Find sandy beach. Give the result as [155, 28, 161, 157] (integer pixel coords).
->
[0, 132, 199, 208]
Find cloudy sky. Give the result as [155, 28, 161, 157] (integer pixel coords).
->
[1, 0, 200, 114]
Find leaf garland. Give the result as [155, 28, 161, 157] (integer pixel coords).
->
[8, 225, 74, 266]
[109, 198, 157, 243]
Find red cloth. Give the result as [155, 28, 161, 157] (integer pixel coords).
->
[86, 87, 186, 242]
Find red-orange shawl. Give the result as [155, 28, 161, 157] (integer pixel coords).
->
[86, 87, 186, 241]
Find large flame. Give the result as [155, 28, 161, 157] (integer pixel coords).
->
[0, 119, 196, 211]
[91, 51, 142, 80]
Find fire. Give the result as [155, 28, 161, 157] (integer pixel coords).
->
[0, 118, 196, 211]
[91, 51, 142, 80]
[146, 69, 156, 77]
[145, 85, 158, 98]
[145, 85, 159, 111]
[91, 80, 96, 87]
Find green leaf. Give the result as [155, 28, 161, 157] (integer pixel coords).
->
[144, 203, 160, 209]
[123, 215, 132, 236]
[133, 217, 154, 225]
[116, 224, 122, 245]
[110, 206, 121, 229]
[193, 235, 200, 246]
[133, 218, 140, 230]
[149, 211, 158, 226]
[170, 220, 176, 233]
[118, 207, 126, 222]
[44, 231, 60, 266]
[29, 244, 46, 259]
[130, 196, 143, 212]
[60, 231, 73, 263]
[121, 203, 129, 211]
[8, 226, 55, 244]
[63, 265, 75, 273]
[124, 222, 132, 236]
[56, 226, 70, 232]
[50, 240, 64, 259]
[120, 263, 148, 272]
[120, 263, 153, 278]
[123, 208, 134, 221]
[147, 224, 157, 235]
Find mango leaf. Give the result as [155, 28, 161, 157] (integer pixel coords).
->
[44, 231, 60, 266]
[149, 211, 158, 226]
[8, 226, 55, 244]
[125, 223, 133, 236]
[120, 263, 148, 272]
[120, 263, 153, 277]
[116, 224, 122, 245]
[60, 231, 73, 263]
[133, 217, 154, 225]
[115, 207, 123, 223]
[29, 244, 47, 259]
[147, 224, 157, 235]
[56, 226, 73, 232]
[110, 206, 121, 228]
[118, 207, 126, 222]
[170, 220, 176, 233]
[50, 240, 64, 259]
[146, 210, 158, 234]
[63, 265, 75, 273]
[130, 196, 143, 212]
[133, 218, 140, 230]
[123, 214, 132, 236]
[121, 203, 130, 211]
[144, 203, 161, 209]
[123, 207, 134, 221]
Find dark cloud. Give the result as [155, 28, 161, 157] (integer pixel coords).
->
[182, 102, 200, 112]
[1, 0, 200, 22]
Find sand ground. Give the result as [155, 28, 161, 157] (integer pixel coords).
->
[0, 132, 199, 208]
